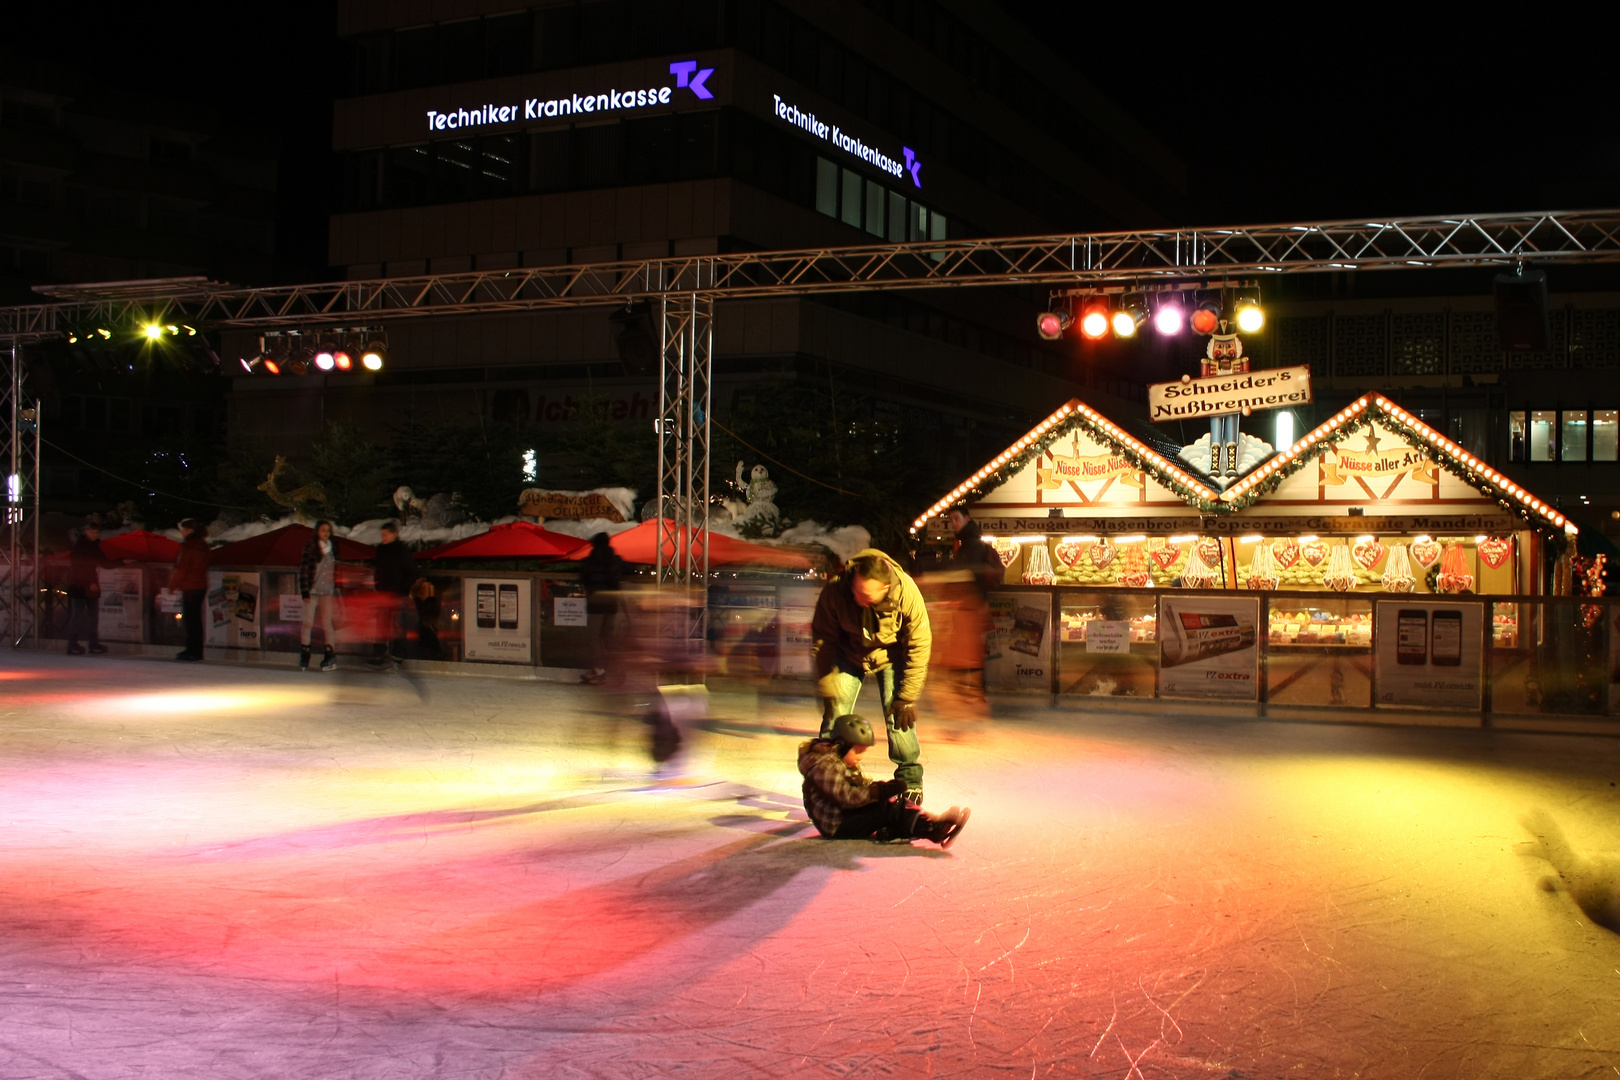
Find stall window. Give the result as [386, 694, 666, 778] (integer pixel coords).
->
[1594, 410, 1619, 461]
[1529, 410, 1557, 461]
[1562, 410, 1589, 461]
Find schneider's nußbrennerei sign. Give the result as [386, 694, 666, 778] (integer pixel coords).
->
[1148, 366, 1313, 422]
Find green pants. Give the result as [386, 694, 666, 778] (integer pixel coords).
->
[819, 664, 922, 789]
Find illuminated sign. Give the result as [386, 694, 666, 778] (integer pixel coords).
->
[771, 93, 921, 188]
[426, 60, 716, 133]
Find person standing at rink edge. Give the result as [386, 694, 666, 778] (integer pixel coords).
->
[811, 548, 932, 805]
[298, 521, 340, 672]
[170, 518, 209, 662]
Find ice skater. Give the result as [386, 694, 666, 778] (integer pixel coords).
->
[799, 715, 969, 846]
[812, 549, 932, 804]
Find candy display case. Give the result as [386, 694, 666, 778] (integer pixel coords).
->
[1267, 600, 1374, 647]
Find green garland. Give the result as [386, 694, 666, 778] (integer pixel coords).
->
[947, 397, 1569, 548]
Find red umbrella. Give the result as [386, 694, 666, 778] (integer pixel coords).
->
[418, 521, 579, 560]
[209, 524, 375, 566]
[567, 520, 813, 569]
[101, 529, 180, 562]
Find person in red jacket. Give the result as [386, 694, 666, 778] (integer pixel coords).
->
[65, 519, 116, 655]
[169, 518, 210, 662]
[799, 714, 969, 846]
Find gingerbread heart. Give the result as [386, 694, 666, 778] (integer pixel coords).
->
[1410, 538, 1441, 567]
[1271, 539, 1300, 569]
[1150, 544, 1183, 571]
[1196, 538, 1223, 567]
[1053, 540, 1087, 568]
[1352, 539, 1386, 571]
[1477, 536, 1512, 569]
[993, 538, 1019, 567]
[1090, 538, 1116, 570]
[1301, 540, 1328, 567]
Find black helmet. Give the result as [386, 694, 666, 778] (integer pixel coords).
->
[829, 714, 874, 748]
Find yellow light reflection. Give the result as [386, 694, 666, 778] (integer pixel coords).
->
[99, 688, 331, 715]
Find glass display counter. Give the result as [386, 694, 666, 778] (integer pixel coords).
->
[1264, 597, 1373, 708]
[1056, 592, 1158, 698]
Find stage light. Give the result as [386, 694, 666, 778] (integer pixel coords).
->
[1153, 301, 1185, 335]
[262, 357, 281, 375]
[96, 327, 112, 339]
[288, 345, 314, 376]
[143, 323, 164, 340]
[1236, 299, 1264, 333]
[240, 356, 258, 373]
[1036, 310, 1070, 341]
[1113, 295, 1148, 338]
[314, 338, 338, 371]
[1190, 301, 1221, 335]
[1079, 303, 1110, 340]
[361, 341, 386, 370]
[334, 350, 352, 370]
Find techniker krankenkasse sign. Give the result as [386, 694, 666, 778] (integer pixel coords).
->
[1148, 365, 1313, 422]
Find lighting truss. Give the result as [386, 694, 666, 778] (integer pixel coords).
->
[0, 211, 1617, 335]
[1, 344, 40, 646]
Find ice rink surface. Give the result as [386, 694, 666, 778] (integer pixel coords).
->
[4, 651, 1620, 1079]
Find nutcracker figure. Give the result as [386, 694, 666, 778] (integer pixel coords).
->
[1202, 330, 1247, 479]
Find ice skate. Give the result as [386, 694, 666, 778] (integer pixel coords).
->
[320, 646, 337, 672]
[926, 806, 970, 848]
[299, 645, 311, 671]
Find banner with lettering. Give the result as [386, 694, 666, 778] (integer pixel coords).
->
[1036, 452, 1143, 490]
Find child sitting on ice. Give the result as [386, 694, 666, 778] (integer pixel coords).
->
[799, 714, 969, 846]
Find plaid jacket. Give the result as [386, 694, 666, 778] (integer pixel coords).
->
[298, 540, 334, 598]
[798, 739, 881, 836]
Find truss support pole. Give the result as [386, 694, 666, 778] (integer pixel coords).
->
[3, 343, 40, 647]
[655, 288, 712, 655]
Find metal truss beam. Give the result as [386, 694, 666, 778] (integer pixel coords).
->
[2, 345, 40, 646]
[3, 211, 1619, 336]
[655, 291, 712, 641]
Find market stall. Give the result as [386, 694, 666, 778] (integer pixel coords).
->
[912, 393, 1577, 714]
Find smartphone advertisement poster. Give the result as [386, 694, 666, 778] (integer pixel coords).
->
[206, 571, 261, 648]
[1374, 600, 1484, 709]
[96, 567, 145, 643]
[465, 578, 532, 663]
[985, 594, 1050, 692]
[1157, 595, 1261, 701]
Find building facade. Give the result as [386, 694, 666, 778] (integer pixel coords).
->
[228, 0, 1187, 514]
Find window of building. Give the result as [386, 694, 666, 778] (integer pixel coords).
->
[887, 189, 906, 242]
[1508, 411, 1526, 461]
[840, 167, 861, 228]
[1529, 410, 1557, 461]
[815, 157, 837, 217]
[1595, 410, 1619, 461]
[574, 124, 622, 187]
[1562, 410, 1589, 461]
[532, 129, 571, 191]
[1448, 409, 1489, 461]
[863, 178, 884, 237]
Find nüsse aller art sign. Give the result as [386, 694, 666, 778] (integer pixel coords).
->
[1148, 366, 1313, 422]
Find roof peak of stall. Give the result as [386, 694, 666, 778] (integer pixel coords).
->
[914, 393, 1575, 540]
[912, 399, 1223, 531]
[1221, 393, 1574, 536]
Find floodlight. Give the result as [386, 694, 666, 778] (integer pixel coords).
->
[1190, 300, 1221, 335]
[314, 338, 338, 371]
[1036, 310, 1070, 341]
[361, 341, 386, 370]
[1079, 303, 1110, 340]
[334, 350, 352, 370]
[143, 323, 164, 340]
[1113, 295, 1148, 338]
[262, 357, 281, 375]
[1153, 301, 1185, 335]
[1235, 299, 1264, 333]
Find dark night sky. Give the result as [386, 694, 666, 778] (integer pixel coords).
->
[6, 2, 1619, 277]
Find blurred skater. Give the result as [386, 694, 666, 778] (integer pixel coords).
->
[170, 518, 209, 661]
[799, 714, 968, 846]
[298, 521, 340, 672]
[579, 532, 626, 686]
[369, 521, 415, 669]
[65, 518, 115, 655]
[812, 549, 932, 804]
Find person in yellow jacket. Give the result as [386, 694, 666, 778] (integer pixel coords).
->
[811, 549, 932, 804]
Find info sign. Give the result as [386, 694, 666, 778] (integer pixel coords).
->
[1156, 595, 1261, 701]
[1373, 600, 1484, 710]
[1148, 366, 1313, 422]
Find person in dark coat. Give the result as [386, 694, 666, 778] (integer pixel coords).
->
[370, 520, 416, 667]
[65, 519, 116, 654]
[169, 518, 210, 661]
[578, 531, 627, 685]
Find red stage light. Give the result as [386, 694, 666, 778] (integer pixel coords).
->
[1036, 311, 1069, 341]
[1079, 305, 1110, 340]
[334, 351, 352, 370]
[1190, 302, 1221, 335]
[263, 358, 282, 375]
